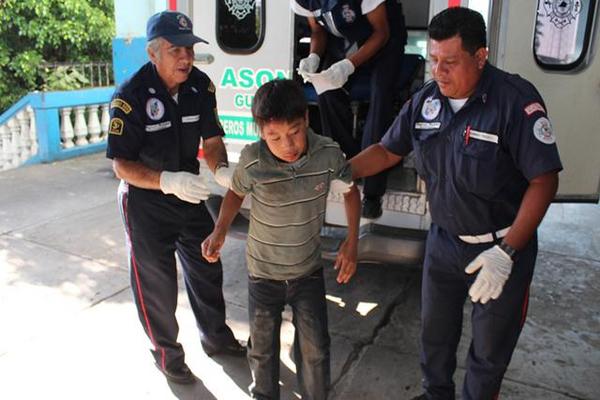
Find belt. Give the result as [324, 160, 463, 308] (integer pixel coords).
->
[458, 226, 511, 244]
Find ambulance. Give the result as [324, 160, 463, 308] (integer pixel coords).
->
[181, 0, 600, 264]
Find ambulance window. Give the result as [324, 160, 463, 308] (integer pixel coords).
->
[533, 0, 597, 71]
[216, 0, 265, 54]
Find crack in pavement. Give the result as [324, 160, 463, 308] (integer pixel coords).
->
[329, 273, 418, 399]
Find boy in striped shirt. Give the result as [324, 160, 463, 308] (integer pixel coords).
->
[202, 79, 360, 399]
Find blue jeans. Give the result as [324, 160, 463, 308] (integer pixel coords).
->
[247, 268, 330, 400]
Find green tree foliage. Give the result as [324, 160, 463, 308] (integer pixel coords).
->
[0, 0, 115, 113]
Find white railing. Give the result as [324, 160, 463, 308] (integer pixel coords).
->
[0, 87, 113, 171]
[0, 107, 37, 171]
[59, 103, 110, 149]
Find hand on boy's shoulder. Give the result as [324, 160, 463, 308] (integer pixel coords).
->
[330, 179, 353, 194]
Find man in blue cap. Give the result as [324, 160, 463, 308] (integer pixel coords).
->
[106, 10, 243, 385]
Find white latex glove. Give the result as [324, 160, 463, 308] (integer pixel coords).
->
[297, 53, 320, 82]
[159, 171, 210, 204]
[214, 165, 233, 189]
[329, 179, 353, 194]
[465, 245, 514, 304]
[320, 59, 355, 89]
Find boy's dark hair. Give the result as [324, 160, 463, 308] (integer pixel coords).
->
[251, 79, 307, 128]
[428, 7, 486, 55]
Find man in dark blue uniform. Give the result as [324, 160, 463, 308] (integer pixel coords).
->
[106, 11, 244, 385]
[291, 0, 407, 218]
[346, 7, 562, 399]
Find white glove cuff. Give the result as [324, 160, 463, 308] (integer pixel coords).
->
[340, 58, 355, 75]
[494, 244, 513, 262]
[159, 171, 175, 194]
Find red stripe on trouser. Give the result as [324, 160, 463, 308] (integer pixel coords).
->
[122, 193, 166, 370]
[520, 286, 530, 328]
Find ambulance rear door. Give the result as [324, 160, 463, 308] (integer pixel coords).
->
[190, 1, 295, 162]
[489, 0, 600, 202]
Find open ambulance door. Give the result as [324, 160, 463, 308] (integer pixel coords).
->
[188, 1, 294, 162]
[489, 0, 600, 203]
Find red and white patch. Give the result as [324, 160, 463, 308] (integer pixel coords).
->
[314, 182, 326, 192]
[524, 102, 545, 116]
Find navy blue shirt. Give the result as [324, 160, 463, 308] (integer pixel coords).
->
[292, 0, 407, 48]
[381, 63, 563, 236]
[106, 62, 224, 175]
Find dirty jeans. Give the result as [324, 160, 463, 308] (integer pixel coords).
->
[247, 268, 330, 400]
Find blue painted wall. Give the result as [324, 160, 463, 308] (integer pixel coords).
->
[112, 0, 168, 86]
[112, 37, 149, 86]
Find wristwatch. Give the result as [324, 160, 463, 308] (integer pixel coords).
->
[499, 241, 516, 260]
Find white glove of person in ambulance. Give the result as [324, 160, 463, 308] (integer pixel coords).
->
[297, 53, 321, 82]
[465, 245, 514, 304]
[320, 59, 355, 89]
[214, 165, 233, 189]
[329, 179, 354, 194]
[159, 171, 210, 204]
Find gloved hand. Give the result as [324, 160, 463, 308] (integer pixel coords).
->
[214, 165, 233, 189]
[320, 59, 355, 89]
[329, 179, 354, 194]
[465, 245, 514, 304]
[159, 171, 210, 204]
[297, 53, 320, 82]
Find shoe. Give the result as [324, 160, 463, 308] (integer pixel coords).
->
[409, 395, 427, 400]
[155, 362, 197, 385]
[362, 196, 383, 219]
[201, 339, 246, 357]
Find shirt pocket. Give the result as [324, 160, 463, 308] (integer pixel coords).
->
[456, 133, 499, 198]
[413, 129, 442, 181]
[181, 115, 202, 161]
[141, 121, 174, 170]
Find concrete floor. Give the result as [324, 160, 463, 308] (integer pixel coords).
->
[0, 153, 598, 400]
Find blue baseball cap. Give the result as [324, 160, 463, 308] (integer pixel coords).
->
[146, 11, 208, 46]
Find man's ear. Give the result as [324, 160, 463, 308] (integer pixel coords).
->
[148, 48, 157, 64]
[476, 47, 488, 70]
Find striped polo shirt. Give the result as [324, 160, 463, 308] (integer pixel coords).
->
[231, 129, 352, 280]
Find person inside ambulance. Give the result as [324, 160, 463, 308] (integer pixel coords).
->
[105, 11, 244, 385]
[343, 7, 562, 400]
[291, 0, 407, 218]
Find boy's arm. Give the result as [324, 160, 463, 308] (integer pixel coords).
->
[334, 184, 361, 283]
[201, 189, 245, 262]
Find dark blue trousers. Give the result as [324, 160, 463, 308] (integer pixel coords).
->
[317, 35, 405, 198]
[421, 224, 537, 400]
[118, 182, 236, 372]
[247, 268, 330, 400]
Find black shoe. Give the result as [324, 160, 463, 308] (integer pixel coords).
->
[155, 362, 197, 385]
[201, 339, 246, 357]
[362, 196, 383, 219]
[410, 395, 427, 400]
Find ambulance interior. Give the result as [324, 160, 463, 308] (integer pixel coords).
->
[292, 0, 430, 197]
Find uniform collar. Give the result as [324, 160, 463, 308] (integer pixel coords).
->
[470, 62, 493, 104]
[147, 62, 196, 97]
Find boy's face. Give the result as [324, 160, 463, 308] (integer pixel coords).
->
[260, 115, 308, 163]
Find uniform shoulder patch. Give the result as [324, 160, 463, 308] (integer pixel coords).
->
[533, 117, 555, 144]
[524, 102, 545, 116]
[208, 80, 216, 93]
[110, 98, 132, 114]
[109, 117, 124, 136]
